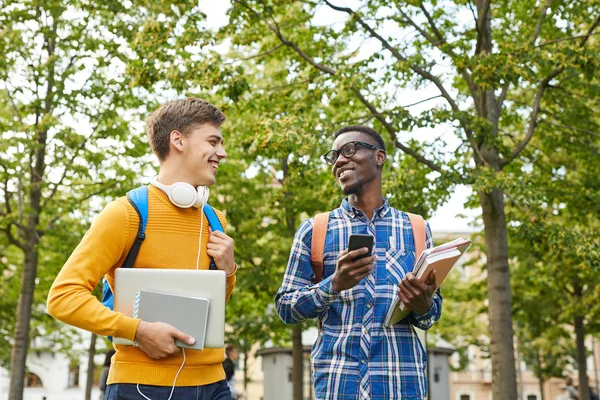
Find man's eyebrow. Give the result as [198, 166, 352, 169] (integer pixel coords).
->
[207, 134, 224, 144]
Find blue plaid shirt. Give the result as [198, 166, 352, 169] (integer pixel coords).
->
[275, 198, 442, 400]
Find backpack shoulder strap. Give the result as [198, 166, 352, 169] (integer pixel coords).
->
[203, 204, 224, 233]
[102, 185, 148, 316]
[406, 212, 426, 261]
[122, 186, 148, 269]
[310, 212, 330, 283]
[203, 204, 224, 270]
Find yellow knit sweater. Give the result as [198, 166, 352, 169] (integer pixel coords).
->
[47, 185, 236, 386]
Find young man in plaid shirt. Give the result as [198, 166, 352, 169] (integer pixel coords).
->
[276, 125, 442, 400]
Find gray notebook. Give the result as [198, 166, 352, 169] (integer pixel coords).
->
[133, 290, 210, 350]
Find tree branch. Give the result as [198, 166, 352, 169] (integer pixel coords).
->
[467, 1, 478, 31]
[396, 8, 443, 47]
[402, 95, 443, 108]
[548, 85, 600, 104]
[352, 89, 446, 175]
[579, 13, 600, 47]
[418, 3, 445, 42]
[239, 0, 463, 175]
[41, 127, 98, 209]
[1, 176, 11, 217]
[501, 13, 600, 167]
[533, 0, 553, 45]
[236, 0, 336, 75]
[43, 179, 126, 234]
[322, 0, 462, 114]
[535, 31, 600, 49]
[224, 43, 284, 65]
[502, 69, 563, 166]
[498, 82, 510, 112]
[475, 0, 491, 55]
[4, 226, 26, 250]
[539, 119, 600, 138]
[333, 113, 375, 126]
[322, 0, 485, 163]
[399, 4, 481, 111]
[3, 84, 24, 127]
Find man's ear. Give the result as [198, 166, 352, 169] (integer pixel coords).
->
[376, 150, 387, 167]
[169, 130, 184, 152]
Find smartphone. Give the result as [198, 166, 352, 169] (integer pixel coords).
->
[348, 234, 374, 261]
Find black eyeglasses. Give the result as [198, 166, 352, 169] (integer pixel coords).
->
[323, 141, 384, 165]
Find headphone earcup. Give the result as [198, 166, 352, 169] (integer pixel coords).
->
[168, 182, 199, 208]
[194, 186, 209, 209]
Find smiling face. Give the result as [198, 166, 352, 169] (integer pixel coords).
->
[178, 123, 227, 186]
[331, 131, 385, 196]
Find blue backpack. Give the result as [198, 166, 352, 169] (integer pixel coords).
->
[101, 186, 224, 312]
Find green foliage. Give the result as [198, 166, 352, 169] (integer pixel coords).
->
[0, 0, 159, 385]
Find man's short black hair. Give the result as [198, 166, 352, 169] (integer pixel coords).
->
[333, 125, 386, 152]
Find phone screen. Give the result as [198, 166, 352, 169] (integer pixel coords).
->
[348, 234, 374, 261]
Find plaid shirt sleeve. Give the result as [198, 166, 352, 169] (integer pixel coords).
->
[275, 219, 340, 324]
[410, 221, 443, 330]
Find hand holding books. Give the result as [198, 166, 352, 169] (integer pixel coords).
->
[398, 270, 438, 315]
[385, 237, 471, 326]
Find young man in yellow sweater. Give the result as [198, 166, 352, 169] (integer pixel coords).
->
[47, 98, 237, 400]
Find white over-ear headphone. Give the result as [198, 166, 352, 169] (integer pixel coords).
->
[151, 178, 209, 209]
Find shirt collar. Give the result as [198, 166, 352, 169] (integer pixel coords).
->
[340, 197, 390, 219]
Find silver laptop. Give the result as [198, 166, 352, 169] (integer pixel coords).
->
[113, 268, 226, 348]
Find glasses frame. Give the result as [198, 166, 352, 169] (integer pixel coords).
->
[323, 141, 384, 165]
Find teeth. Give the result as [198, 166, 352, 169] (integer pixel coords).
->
[339, 170, 352, 178]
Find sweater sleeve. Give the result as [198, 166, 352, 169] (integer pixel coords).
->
[46, 200, 141, 341]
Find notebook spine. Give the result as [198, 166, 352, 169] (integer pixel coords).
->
[133, 291, 141, 318]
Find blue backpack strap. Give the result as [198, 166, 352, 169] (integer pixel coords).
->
[101, 278, 114, 311]
[101, 186, 148, 313]
[121, 186, 148, 269]
[101, 186, 148, 341]
[203, 204, 224, 270]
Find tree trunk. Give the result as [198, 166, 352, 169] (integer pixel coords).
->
[517, 340, 524, 400]
[593, 337, 600, 397]
[8, 25, 52, 396]
[538, 375, 546, 400]
[479, 188, 518, 400]
[8, 248, 39, 400]
[536, 349, 546, 400]
[575, 316, 590, 400]
[243, 344, 248, 393]
[85, 333, 97, 400]
[292, 324, 304, 400]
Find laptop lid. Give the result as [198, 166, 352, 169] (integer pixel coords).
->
[113, 268, 226, 349]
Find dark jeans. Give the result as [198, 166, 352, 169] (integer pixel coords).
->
[104, 380, 232, 400]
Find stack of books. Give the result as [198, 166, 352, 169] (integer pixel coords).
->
[385, 237, 471, 326]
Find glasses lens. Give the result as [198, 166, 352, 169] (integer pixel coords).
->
[340, 142, 358, 158]
[324, 150, 338, 165]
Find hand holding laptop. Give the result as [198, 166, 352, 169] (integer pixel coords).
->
[135, 321, 196, 359]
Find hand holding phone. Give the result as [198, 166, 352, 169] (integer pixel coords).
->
[331, 234, 376, 292]
[347, 234, 374, 261]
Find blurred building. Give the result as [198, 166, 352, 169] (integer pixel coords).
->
[0, 331, 106, 400]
